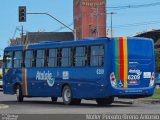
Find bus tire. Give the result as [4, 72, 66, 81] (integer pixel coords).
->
[16, 85, 23, 102]
[96, 97, 114, 105]
[62, 85, 81, 105]
[51, 97, 57, 102]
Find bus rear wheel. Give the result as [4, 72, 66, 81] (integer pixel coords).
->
[16, 85, 23, 102]
[96, 97, 114, 105]
[62, 85, 81, 105]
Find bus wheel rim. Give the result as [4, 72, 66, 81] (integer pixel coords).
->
[16, 88, 19, 97]
[64, 88, 71, 102]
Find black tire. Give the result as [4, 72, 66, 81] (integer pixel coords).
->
[16, 85, 24, 102]
[96, 97, 114, 105]
[71, 99, 81, 105]
[62, 85, 81, 105]
[51, 97, 58, 102]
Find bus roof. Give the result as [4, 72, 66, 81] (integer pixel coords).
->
[4, 37, 153, 51]
[4, 37, 110, 51]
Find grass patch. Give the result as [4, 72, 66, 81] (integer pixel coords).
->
[148, 88, 160, 99]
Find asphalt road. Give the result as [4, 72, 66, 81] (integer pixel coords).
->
[0, 91, 160, 114]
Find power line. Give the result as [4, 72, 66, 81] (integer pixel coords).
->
[108, 20, 160, 28]
[12, 26, 29, 38]
[107, 2, 160, 11]
[53, 22, 73, 32]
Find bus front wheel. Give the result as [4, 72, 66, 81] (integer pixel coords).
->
[62, 85, 81, 105]
[96, 97, 114, 105]
[16, 85, 24, 102]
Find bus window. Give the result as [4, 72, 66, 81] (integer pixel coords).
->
[4, 51, 13, 68]
[13, 51, 22, 68]
[36, 50, 45, 68]
[25, 50, 34, 68]
[90, 45, 104, 66]
[62, 48, 71, 67]
[75, 46, 86, 67]
[48, 49, 58, 67]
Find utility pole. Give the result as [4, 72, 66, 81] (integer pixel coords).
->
[110, 12, 115, 37]
[21, 25, 24, 45]
[107, 12, 116, 37]
[92, 5, 100, 37]
[96, 5, 99, 37]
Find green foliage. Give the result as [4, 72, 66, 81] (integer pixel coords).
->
[155, 48, 160, 72]
[149, 88, 160, 99]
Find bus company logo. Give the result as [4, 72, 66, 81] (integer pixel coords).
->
[36, 71, 55, 87]
[128, 69, 142, 80]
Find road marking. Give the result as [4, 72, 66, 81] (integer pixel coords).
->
[0, 104, 9, 109]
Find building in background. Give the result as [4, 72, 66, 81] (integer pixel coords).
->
[10, 37, 24, 46]
[74, 0, 106, 39]
[134, 29, 160, 45]
[10, 32, 74, 46]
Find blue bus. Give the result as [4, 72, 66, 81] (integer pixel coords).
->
[3, 37, 155, 105]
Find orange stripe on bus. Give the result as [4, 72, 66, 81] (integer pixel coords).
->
[23, 68, 28, 96]
[23, 45, 28, 96]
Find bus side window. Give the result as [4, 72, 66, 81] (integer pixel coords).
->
[4, 51, 13, 68]
[75, 46, 86, 67]
[62, 48, 71, 67]
[13, 51, 22, 68]
[36, 49, 45, 68]
[25, 50, 33, 68]
[48, 48, 58, 67]
[90, 45, 104, 66]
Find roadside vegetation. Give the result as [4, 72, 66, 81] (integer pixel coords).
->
[149, 87, 160, 99]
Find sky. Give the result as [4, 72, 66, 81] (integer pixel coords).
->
[0, 0, 160, 56]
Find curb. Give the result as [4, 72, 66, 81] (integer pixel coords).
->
[134, 99, 160, 104]
[0, 104, 9, 109]
[115, 98, 160, 104]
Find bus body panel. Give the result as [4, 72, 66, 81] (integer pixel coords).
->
[26, 67, 106, 98]
[109, 37, 155, 97]
[3, 69, 22, 94]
